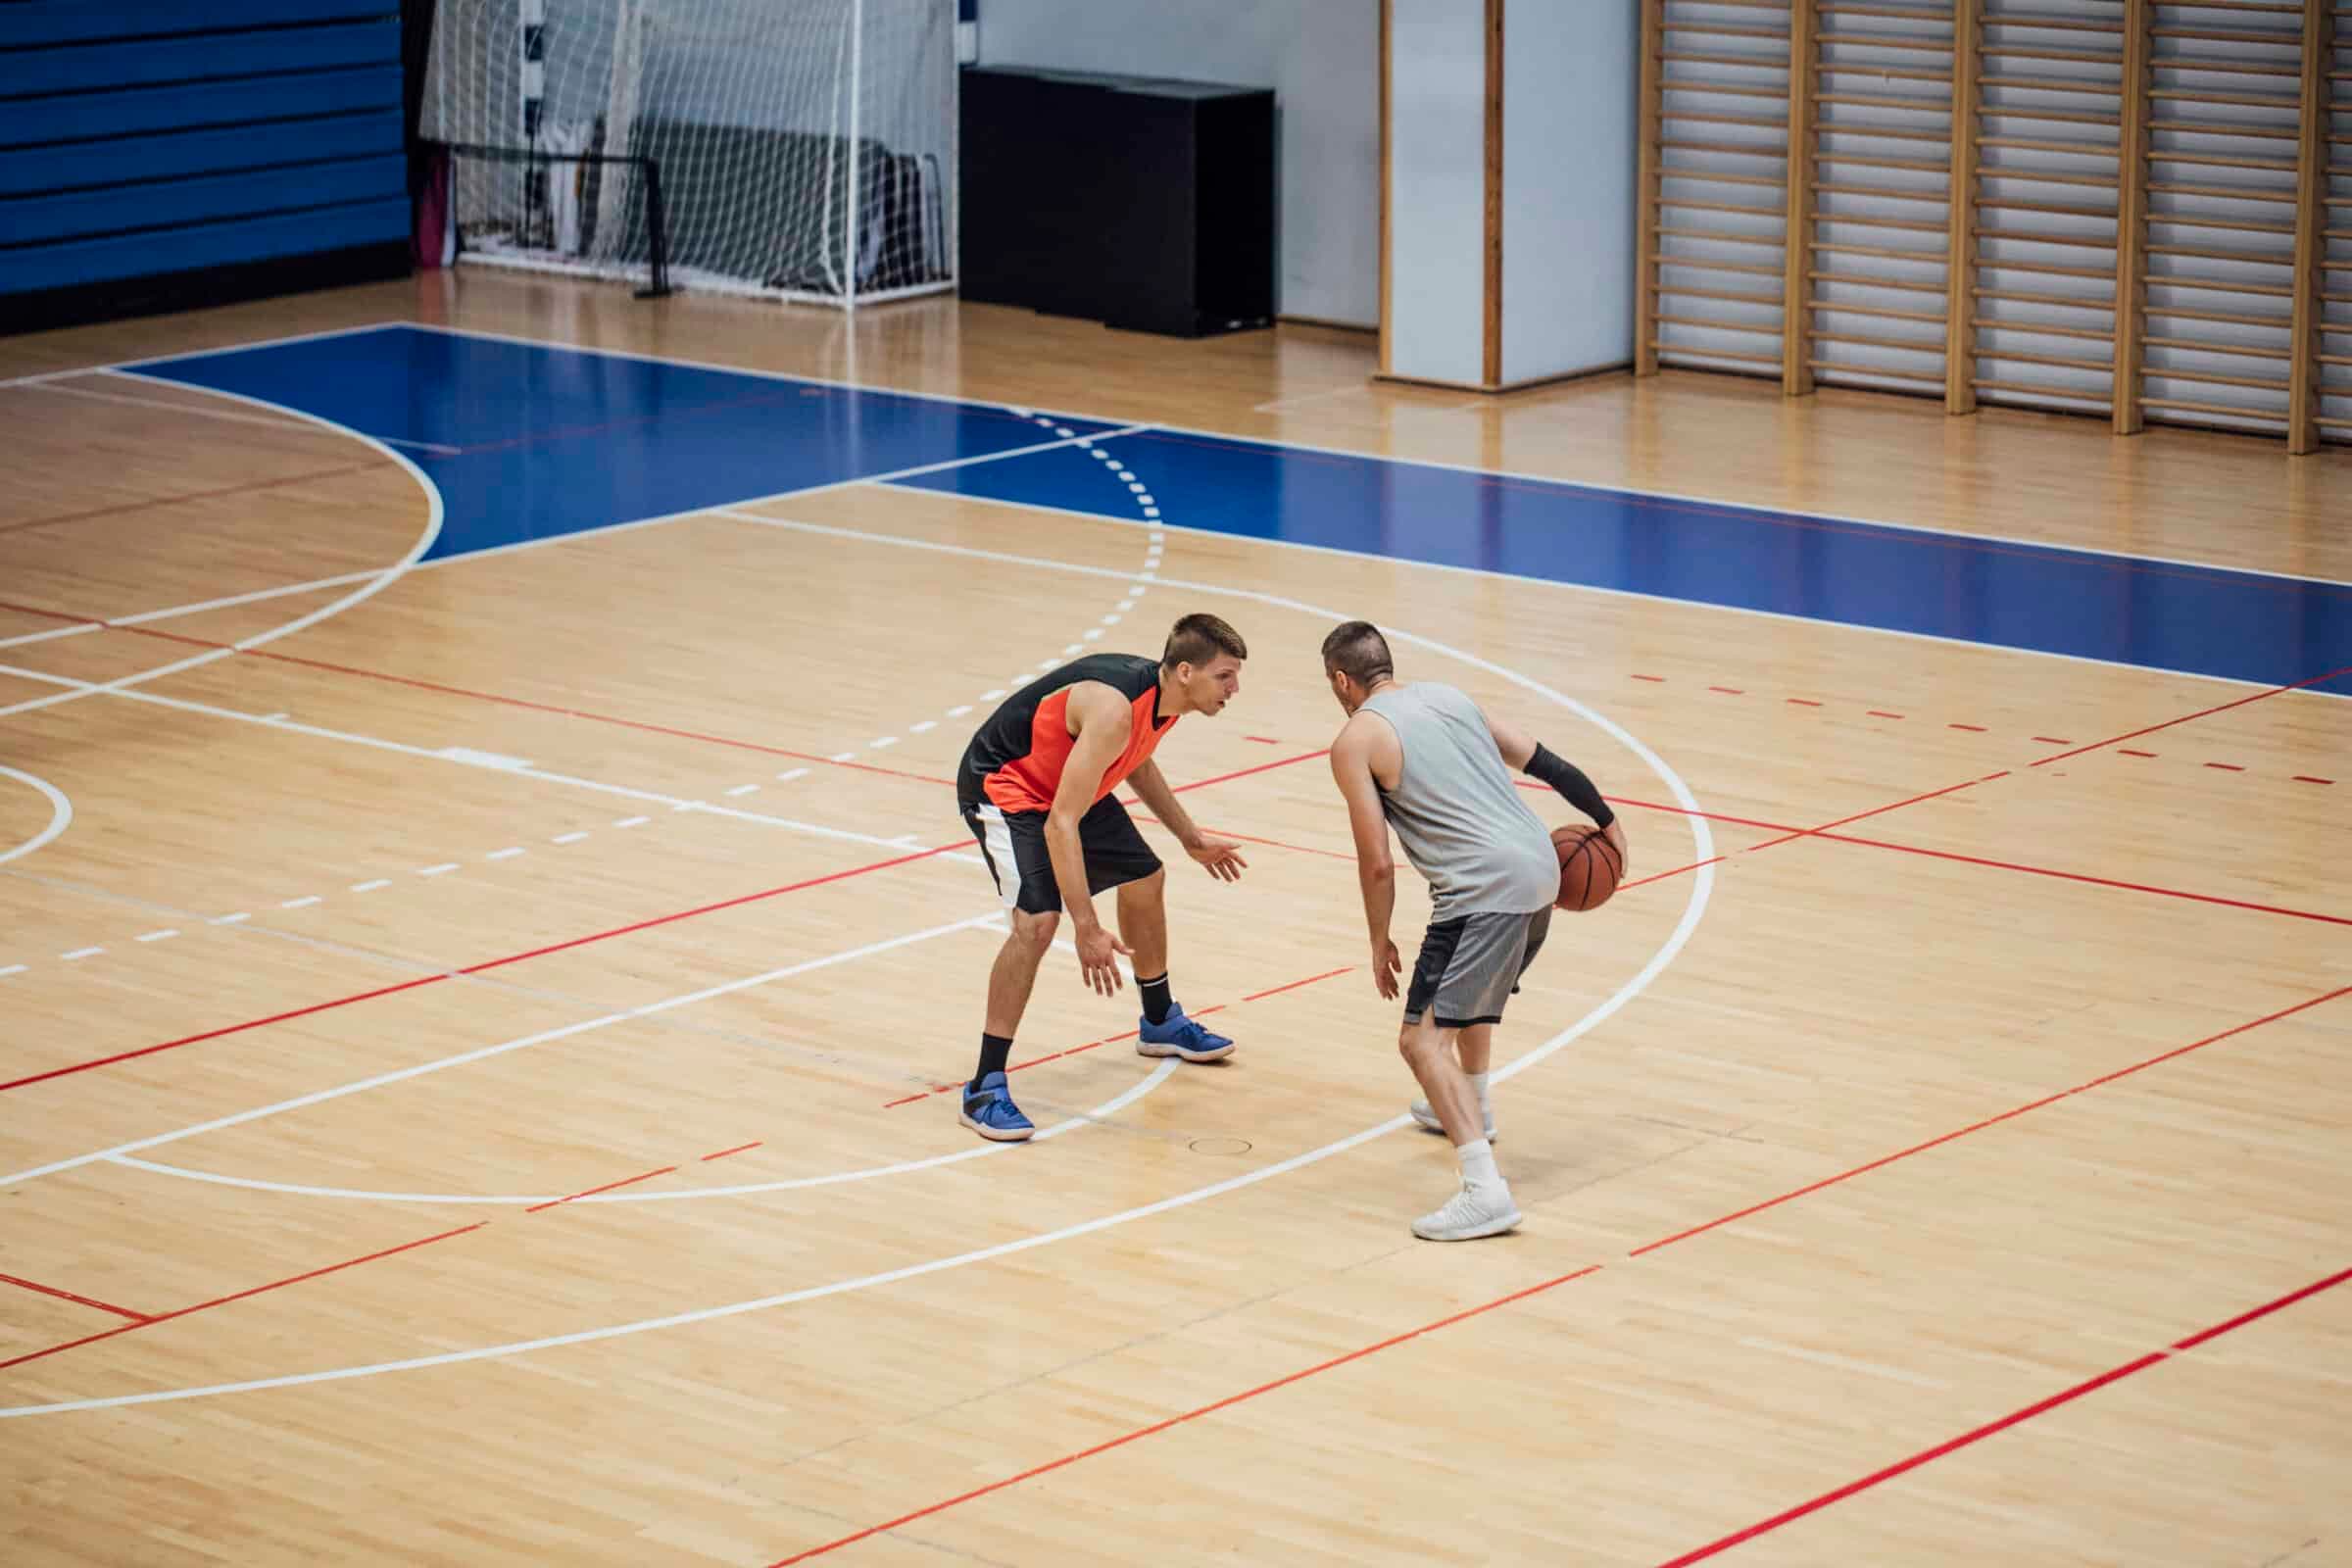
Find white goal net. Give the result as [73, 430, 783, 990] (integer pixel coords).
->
[419, 0, 957, 306]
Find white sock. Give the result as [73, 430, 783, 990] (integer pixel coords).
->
[1466, 1071, 1490, 1107]
[1457, 1138, 1500, 1189]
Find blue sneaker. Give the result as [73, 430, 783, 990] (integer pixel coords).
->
[959, 1071, 1035, 1142]
[1136, 1004, 1235, 1062]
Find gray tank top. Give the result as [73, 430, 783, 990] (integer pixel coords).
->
[1359, 681, 1559, 921]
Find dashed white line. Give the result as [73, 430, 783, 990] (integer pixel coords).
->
[552, 831, 590, 846]
[416, 863, 461, 877]
[830, 751, 856, 762]
[62, 948, 104, 961]
[725, 783, 761, 797]
[908, 720, 936, 734]
[208, 912, 251, 926]
[947, 707, 972, 719]
[0, 964, 24, 978]
[612, 815, 651, 828]
[777, 768, 808, 782]
[134, 930, 179, 944]
[869, 737, 899, 750]
[351, 880, 392, 894]
[486, 847, 525, 861]
[282, 896, 322, 909]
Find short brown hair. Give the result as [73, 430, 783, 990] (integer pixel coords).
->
[1320, 619, 1393, 687]
[1161, 612, 1248, 669]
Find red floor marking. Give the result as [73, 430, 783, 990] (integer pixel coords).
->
[762, 1265, 1608, 1566]
[1787, 698, 1823, 707]
[1867, 710, 1904, 719]
[886, 965, 1355, 1106]
[2119, 748, 2157, 759]
[0, 841, 967, 1094]
[0, 599, 956, 788]
[0, 1222, 486, 1373]
[2031, 663, 2352, 768]
[2204, 761, 2245, 771]
[0, 1269, 148, 1322]
[1242, 966, 1355, 1003]
[1708, 686, 1745, 696]
[1243, 735, 1281, 744]
[2293, 775, 2334, 785]
[1946, 722, 1987, 732]
[1634, 982, 2351, 1257]
[701, 1142, 762, 1162]
[522, 1165, 677, 1213]
[773, 980, 2352, 1564]
[0, 462, 389, 539]
[1819, 833, 2352, 928]
[1655, 1262, 2352, 1567]
[2032, 735, 2071, 745]
[1633, 674, 1666, 683]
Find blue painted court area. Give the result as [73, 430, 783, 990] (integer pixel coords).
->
[139, 325, 1120, 561]
[139, 323, 2352, 695]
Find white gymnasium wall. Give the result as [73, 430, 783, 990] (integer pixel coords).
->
[969, 0, 1378, 326]
[1384, 1, 1489, 386]
[1502, 0, 1639, 382]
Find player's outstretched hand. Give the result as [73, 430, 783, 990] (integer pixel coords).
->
[1371, 937, 1402, 1001]
[1188, 838, 1249, 883]
[1076, 924, 1132, 998]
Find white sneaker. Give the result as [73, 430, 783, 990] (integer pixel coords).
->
[1411, 1181, 1522, 1242]
[1409, 1097, 1497, 1142]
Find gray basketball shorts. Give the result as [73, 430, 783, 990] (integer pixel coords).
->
[1401, 905, 1554, 1030]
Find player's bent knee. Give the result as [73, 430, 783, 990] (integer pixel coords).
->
[1010, 909, 1060, 954]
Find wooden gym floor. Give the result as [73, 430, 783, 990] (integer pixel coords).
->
[0, 270, 2347, 1567]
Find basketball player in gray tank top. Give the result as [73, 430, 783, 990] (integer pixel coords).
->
[1320, 620, 1626, 1241]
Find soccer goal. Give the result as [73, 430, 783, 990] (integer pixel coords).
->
[418, 0, 957, 307]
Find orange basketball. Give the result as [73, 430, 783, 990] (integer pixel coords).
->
[1551, 824, 1620, 912]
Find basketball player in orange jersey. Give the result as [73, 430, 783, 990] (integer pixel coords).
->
[1319, 619, 1627, 1240]
[954, 612, 1252, 1142]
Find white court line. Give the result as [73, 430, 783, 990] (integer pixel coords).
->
[1, 524, 1717, 1416]
[0, 319, 407, 392]
[399, 318, 2352, 589]
[0, 372, 446, 722]
[110, 1057, 1179, 1205]
[0, 664, 979, 867]
[0, 571, 384, 652]
[0, 915, 1004, 1194]
[0, 765, 72, 867]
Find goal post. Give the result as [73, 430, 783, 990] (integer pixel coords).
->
[418, 0, 957, 308]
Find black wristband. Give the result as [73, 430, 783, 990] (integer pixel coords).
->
[1525, 743, 1614, 828]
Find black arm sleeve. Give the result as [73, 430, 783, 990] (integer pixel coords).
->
[1524, 744, 1614, 828]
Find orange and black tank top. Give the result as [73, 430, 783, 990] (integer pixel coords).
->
[957, 654, 1177, 815]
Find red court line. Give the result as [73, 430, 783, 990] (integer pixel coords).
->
[1631, 981, 2352, 1257]
[2030, 663, 2352, 768]
[1818, 834, 2352, 929]
[772, 980, 2351, 1563]
[0, 842, 964, 1094]
[5, 750, 1336, 1096]
[701, 1141, 763, 1162]
[523, 1165, 678, 1213]
[2293, 775, 2334, 786]
[886, 963, 1354, 1105]
[1242, 966, 1354, 1003]
[1655, 1262, 2352, 1566]
[0, 1269, 148, 1322]
[0, 1222, 485, 1373]
[763, 1265, 1606, 1567]
[0, 461, 389, 539]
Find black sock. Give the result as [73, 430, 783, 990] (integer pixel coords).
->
[972, 1033, 1012, 1090]
[1138, 972, 1172, 1026]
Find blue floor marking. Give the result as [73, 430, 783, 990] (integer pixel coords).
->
[132, 323, 2352, 696]
[136, 325, 1122, 562]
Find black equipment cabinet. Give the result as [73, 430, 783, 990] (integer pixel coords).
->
[958, 66, 1275, 338]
